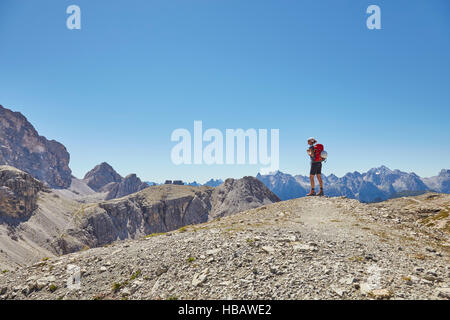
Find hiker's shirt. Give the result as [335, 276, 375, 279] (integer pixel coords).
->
[308, 144, 314, 163]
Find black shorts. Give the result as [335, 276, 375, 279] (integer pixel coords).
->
[310, 162, 322, 175]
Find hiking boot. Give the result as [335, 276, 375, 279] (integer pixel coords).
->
[317, 189, 324, 196]
[307, 189, 316, 196]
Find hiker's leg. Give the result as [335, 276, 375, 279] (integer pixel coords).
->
[317, 173, 324, 196]
[310, 174, 315, 189]
[317, 174, 323, 189]
[307, 174, 316, 196]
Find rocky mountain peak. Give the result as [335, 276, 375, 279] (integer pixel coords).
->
[378, 165, 391, 171]
[0, 105, 72, 189]
[83, 162, 123, 192]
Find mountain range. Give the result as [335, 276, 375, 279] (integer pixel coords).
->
[256, 167, 450, 203]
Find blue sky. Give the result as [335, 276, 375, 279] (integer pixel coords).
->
[1, 0, 449, 183]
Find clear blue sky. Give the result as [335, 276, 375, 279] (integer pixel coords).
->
[1, 0, 449, 183]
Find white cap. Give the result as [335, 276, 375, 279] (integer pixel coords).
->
[307, 137, 316, 142]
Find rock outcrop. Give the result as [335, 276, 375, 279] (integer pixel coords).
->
[0, 105, 72, 189]
[0, 166, 45, 220]
[210, 176, 281, 220]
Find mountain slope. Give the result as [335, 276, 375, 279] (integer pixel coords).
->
[1, 193, 448, 300]
[0, 166, 86, 270]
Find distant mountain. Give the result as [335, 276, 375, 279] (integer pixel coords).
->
[186, 181, 202, 187]
[422, 169, 450, 193]
[256, 171, 307, 200]
[145, 181, 160, 186]
[257, 166, 450, 203]
[83, 162, 148, 200]
[204, 179, 224, 187]
[0, 105, 72, 188]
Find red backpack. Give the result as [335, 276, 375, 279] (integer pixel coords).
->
[313, 144, 324, 162]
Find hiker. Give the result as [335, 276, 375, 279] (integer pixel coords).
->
[306, 137, 325, 196]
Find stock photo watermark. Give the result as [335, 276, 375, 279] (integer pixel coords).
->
[66, 4, 381, 31]
[367, 5, 381, 30]
[171, 121, 279, 174]
[66, 5, 81, 30]
[360, 264, 383, 294]
[66, 264, 81, 290]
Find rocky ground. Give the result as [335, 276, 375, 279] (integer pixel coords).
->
[1, 193, 448, 300]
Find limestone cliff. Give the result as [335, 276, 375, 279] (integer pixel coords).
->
[0, 105, 71, 189]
